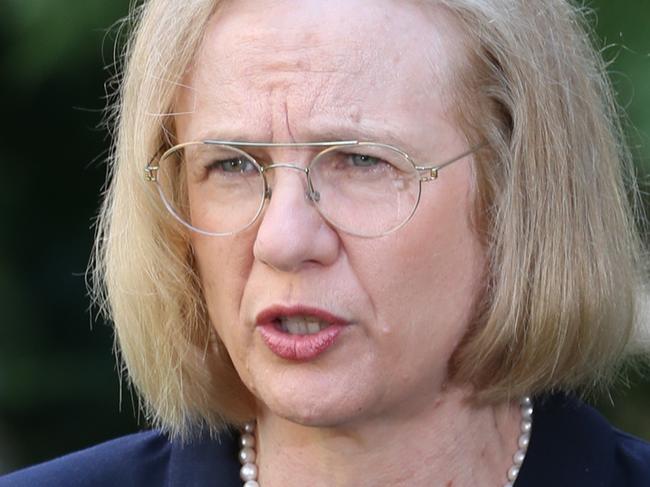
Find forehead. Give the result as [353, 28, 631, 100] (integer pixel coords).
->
[176, 0, 468, 145]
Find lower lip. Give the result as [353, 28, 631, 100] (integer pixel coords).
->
[257, 323, 344, 361]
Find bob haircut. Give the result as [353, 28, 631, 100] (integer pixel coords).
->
[93, 0, 648, 438]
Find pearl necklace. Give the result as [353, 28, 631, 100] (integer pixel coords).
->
[239, 396, 533, 487]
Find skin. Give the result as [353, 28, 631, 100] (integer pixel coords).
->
[177, 0, 520, 485]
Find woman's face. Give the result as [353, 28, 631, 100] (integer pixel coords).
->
[177, 0, 485, 426]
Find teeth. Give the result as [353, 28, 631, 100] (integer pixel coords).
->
[279, 317, 328, 335]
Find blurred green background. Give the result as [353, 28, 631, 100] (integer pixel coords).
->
[0, 0, 649, 474]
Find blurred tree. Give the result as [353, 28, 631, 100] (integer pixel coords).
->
[592, 0, 650, 166]
[0, 0, 135, 472]
[587, 0, 650, 441]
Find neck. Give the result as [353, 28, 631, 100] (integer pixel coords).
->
[253, 386, 521, 487]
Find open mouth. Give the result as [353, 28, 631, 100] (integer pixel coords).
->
[274, 316, 331, 335]
[255, 305, 349, 361]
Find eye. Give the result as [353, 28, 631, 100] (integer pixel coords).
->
[314, 148, 399, 180]
[347, 153, 384, 168]
[206, 157, 257, 174]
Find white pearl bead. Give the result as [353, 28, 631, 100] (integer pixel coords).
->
[239, 447, 256, 464]
[240, 463, 258, 482]
[240, 433, 256, 448]
[507, 465, 520, 481]
[504, 483, 514, 487]
[244, 422, 255, 433]
[513, 450, 526, 465]
[520, 419, 532, 434]
[243, 481, 260, 487]
[520, 396, 532, 408]
[521, 406, 533, 420]
[518, 433, 530, 450]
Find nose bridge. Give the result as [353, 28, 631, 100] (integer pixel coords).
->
[253, 155, 339, 272]
[262, 162, 315, 201]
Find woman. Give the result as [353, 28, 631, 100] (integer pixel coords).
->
[2, 0, 649, 486]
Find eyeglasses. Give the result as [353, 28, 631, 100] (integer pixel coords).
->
[144, 140, 480, 238]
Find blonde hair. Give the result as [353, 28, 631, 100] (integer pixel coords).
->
[92, 0, 648, 438]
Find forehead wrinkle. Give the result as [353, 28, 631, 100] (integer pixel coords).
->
[202, 9, 380, 81]
[239, 42, 365, 84]
[189, 42, 362, 120]
[197, 9, 450, 104]
[181, 1, 466, 145]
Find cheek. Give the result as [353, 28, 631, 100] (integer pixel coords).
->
[407, 168, 485, 303]
[192, 235, 255, 336]
[348, 174, 485, 359]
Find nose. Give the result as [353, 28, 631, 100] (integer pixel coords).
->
[253, 163, 340, 273]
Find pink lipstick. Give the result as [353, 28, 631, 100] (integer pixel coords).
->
[255, 305, 348, 361]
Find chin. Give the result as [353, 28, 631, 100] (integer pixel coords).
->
[266, 397, 368, 428]
[253, 375, 375, 428]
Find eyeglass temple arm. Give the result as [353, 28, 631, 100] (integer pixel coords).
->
[415, 143, 486, 182]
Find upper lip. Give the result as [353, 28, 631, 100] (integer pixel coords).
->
[255, 304, 350, 327]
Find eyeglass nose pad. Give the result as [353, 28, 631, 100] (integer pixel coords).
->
[263, 183, 319, 203]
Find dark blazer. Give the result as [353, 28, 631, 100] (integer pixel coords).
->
[1, 394, 649, 486]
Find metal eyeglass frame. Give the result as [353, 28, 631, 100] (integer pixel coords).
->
[144, 140, 482, 238]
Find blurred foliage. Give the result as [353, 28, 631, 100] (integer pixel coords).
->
[3, 0, 124, 85]
[0, 0, 649, 475]
[0, 0, 136, 473]
[592, 0, 650, 164]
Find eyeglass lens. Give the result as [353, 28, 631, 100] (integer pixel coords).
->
[155, 142, 422, 237]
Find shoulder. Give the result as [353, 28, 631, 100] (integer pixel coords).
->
[613, 429, 650, 485]
[518, 393, 650, 487]
[0, 429, 240, 487]
[0, 431, 169, 487]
